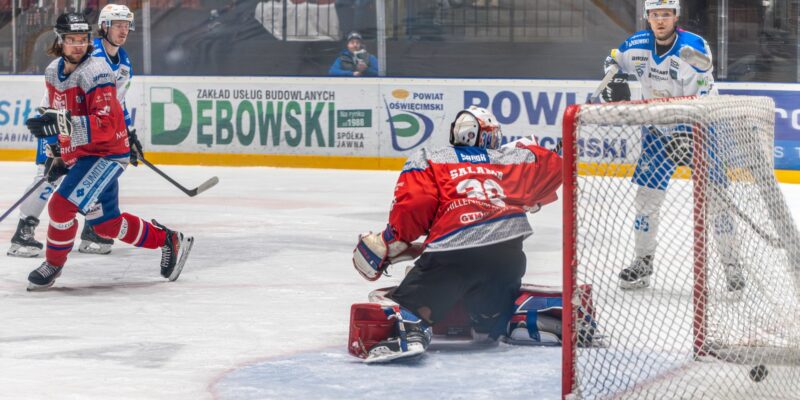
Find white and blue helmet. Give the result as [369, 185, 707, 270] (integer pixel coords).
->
[449, 106, 502, 150]
[643, 0, 680, 18]
[99, 4, 135, 31]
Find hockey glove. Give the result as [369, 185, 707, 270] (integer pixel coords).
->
[353, 225, 410, 281]
[127, 128, 144, 167]
[26, 108, 72, 138]
[43, 145, 69, 183]
[601, 73, 631, 103]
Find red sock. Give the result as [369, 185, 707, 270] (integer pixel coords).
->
[46, 193, 79, 267]
[94, 213, 167, 249]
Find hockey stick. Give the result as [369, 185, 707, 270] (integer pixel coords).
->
[139, 158, 219, 197]
[590, 64, 619, 104]
[678, 45, 713, 71]
[0, 176, 47, 224]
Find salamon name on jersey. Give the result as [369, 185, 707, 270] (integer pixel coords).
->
[449, 166, 504, 180]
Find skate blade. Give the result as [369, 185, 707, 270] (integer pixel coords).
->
[7, 244, 42, 258]
[619, 276, 650, 290]
[364, 346, 425, 364]
[78, 241, 112, 255]
[168, 236, 194, 282]
[26, 281, 56, 292]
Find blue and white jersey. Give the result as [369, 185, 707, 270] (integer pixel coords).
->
[606, 29, 716, 99]
[91, 37, 133, 128]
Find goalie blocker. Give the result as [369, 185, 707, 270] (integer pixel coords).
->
[348, 283, 598, 362]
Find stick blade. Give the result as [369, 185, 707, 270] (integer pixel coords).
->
[679, 45, 713, 71]
[194, 176, 219, 196]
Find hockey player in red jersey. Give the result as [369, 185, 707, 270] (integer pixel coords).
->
[23, 13, 193, 291]
[351, 106, 563, 362]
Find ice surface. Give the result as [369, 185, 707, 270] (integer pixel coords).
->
[2, 162, 798, 399]
[0, 162, 566, 399]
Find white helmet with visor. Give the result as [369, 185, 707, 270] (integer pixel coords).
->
[643, 0, 680, 19]
[98, 4, 135, 31]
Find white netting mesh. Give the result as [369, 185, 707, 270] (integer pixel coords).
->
[565, 96, 800, 400]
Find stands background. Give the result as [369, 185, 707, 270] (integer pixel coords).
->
[0, 1, 798, 180]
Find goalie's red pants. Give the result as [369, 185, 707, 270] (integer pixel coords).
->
[46, 192, 167, 267]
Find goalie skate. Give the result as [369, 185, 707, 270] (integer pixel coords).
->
[364, 339, 427, 364]
[348, 303, 431, 364]
[619, 255, 653, 290]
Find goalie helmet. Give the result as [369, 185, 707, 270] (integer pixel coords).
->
[449, 106, 502, 150]
[54, 13, 91, 40]
[643, 0, 680, 18]
[98, 4, 135, 31]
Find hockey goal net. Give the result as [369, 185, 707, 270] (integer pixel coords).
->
[562, 95, 800, 399]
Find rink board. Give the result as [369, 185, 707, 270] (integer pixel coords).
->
[0, 76, 799, 181]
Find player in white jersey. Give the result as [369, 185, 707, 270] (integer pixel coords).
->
[4, 4, 142, 258]
[76, 3, 142, 254]
[603, 0, 744, 291]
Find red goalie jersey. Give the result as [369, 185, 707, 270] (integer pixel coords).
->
[389, 138, 562, 252]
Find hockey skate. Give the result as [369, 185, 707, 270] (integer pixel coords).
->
[7, 216, 43, 258]
[619, 255, 653, 290]
[153, 220, 194, 281]
[78, 223, 114, 255]
[724, 263, 746, 292]
[27, 262, 62, 291]
[365, 322, 432, 364]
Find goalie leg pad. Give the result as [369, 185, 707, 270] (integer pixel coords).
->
[503, 291, 564, 346]
[502, 284, 598, 347]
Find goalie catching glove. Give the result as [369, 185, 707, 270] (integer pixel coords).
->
[353, 225, 421, 281]
[26, 108, 73, 138]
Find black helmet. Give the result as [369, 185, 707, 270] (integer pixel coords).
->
[54, 13, 92, 38]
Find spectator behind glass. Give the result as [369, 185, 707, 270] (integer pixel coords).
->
[329, 31, 378, 77]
